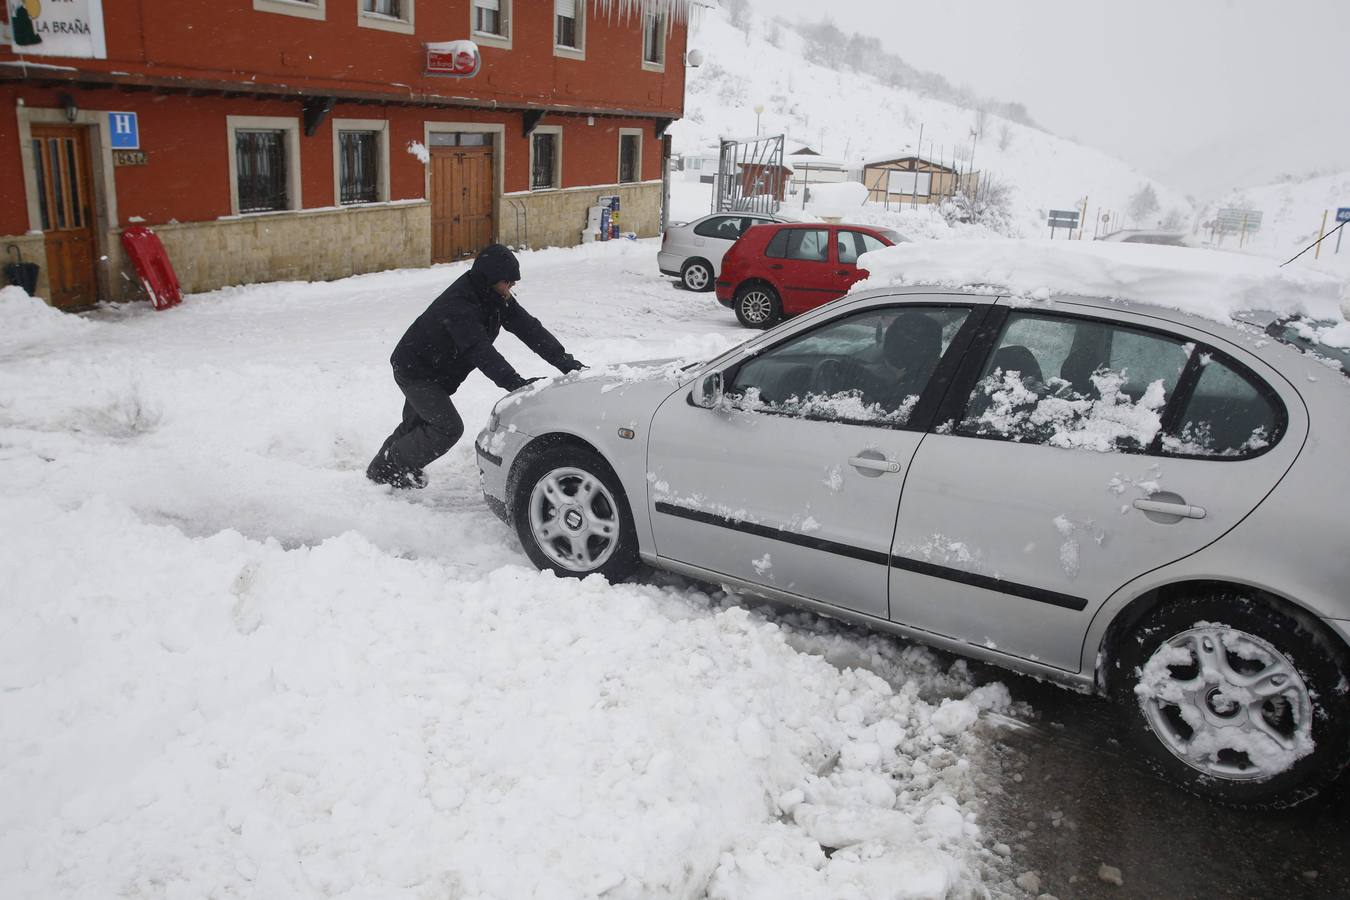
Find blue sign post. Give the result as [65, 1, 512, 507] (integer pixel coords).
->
[108, 112, 139, 150]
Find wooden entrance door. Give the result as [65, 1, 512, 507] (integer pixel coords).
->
[431, 146, 494, 263]
[31, 125, 98, 308]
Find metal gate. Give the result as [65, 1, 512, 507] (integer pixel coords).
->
[715, 134, 785, 216]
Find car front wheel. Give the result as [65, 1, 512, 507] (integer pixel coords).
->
[512, 446, 639, 582]
[1115, 590, 1350, 809]
[681, 258, 714, 292]
[734, 283, 781, 328]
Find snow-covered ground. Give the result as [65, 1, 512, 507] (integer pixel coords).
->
[0, 243, 1022, 899]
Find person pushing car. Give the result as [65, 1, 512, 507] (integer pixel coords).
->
[367, 243, 584, 489]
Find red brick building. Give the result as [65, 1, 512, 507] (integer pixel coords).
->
[1, 0, 699, 307]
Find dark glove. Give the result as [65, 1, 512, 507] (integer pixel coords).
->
[559, 357, 586, 373]
[518, 376, 545, 388]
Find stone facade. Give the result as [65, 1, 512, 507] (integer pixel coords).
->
[503, 181, 662, 250]
[120, 201, 433, 299]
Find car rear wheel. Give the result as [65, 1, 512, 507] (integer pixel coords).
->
[734, 283, 781, 328]
[512, 446, 639, 582]
[680, 258, 714, 292]
[1114, 590, 1350, 809]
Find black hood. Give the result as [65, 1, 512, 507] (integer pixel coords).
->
[470, 244, 521, 288]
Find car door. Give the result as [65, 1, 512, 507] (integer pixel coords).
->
[770, 227, 839, 315]
[887, 302, 1306, 672]
[835, 229, 892, 294]
[646, 298, 984, 620]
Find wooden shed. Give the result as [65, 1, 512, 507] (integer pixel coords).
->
[863, 155, 978, 206]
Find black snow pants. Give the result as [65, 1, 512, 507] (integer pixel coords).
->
[369, 373, 466, 476]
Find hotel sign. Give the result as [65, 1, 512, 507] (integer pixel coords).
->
[5, 0, 107, 59]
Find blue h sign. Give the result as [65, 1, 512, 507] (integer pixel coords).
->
[109, 112, 139, 150]
[1337, 207, 1350, 223]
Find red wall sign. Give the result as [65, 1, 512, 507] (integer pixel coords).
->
[425, 40, 481, 78]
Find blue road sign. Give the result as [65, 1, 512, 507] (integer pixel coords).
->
[109, 112, 139, 150]
[1337, 207, 1350, 223]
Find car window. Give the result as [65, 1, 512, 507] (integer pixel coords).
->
[836, 231, 890, 265]
[729, 306, 971, 426]
[764, 229, 790, 258]
[784, 229, 830, 262]
[956, 312, 1192, 452]
[1161, 355, 1283, 458]
[693, 216, 743, 240]
[739, 217, 769, 235]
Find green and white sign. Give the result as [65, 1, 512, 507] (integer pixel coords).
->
[6, 0, 107, 59]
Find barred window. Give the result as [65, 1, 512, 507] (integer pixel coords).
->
[474, 0, 504, 36]
[363, 0, 400, 15]
[555, 0, 577, 48]
[643, 12, 664, 65]
[619, 133, 640, 183]
[339, 131, 380, 205]
[531, 132, 558, 190]
[235, 129, 289, 213]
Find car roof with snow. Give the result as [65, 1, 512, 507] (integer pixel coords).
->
[849, 239, 1350, 389]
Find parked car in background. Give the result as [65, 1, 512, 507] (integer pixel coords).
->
[477, 280, 1350, 810]
[716, 222, 906, 327]
[658, 212, 784, 292]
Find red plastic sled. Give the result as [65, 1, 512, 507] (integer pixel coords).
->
[121, 225, 183, 310]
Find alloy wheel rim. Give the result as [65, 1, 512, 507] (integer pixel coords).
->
[685, 264, 710, 290]
[527, 466, 620, 572]
[740, 290, 772, 323]
[1136, 625, 1314, 781]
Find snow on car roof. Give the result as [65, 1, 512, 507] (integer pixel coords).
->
[853, 239, 1348, 326]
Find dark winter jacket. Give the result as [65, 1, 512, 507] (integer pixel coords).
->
[390, 244, 581, 392]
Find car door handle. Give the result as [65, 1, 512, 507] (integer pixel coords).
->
[768, 263, 784, 269]
[848, 456, 901, 473]
[1133, 498, 1207, 519]
[835, 270, 851, 276]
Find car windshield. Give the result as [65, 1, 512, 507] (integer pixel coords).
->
[1264, 315, 1350, 376]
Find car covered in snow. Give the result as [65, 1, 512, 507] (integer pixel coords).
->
[657, 212, 785, 292]
[715, 222, 906, 327]
[476, 241, 1350, 809]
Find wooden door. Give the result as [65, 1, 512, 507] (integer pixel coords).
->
[31, 125, 98, 308]
[431, 146, 495, 263]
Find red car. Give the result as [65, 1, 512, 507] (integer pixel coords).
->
[715, 223, 906, 327]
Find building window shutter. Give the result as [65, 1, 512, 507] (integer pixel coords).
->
[555, 0, 575, 16]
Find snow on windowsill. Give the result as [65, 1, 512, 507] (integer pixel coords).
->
[502, 180, 662, 198]
[853, 239, 1348, 326]
[216, 199, 427, 221]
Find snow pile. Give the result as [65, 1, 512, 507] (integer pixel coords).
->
[0, 284, 96, 352]
[805, 181, 870, 218]
[854, 239, 1348, 324]
[0, 241, 1016, 898]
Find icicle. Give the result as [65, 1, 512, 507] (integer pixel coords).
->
[590, 0, 704, 25]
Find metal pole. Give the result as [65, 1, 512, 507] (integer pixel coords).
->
[1337, 220, 1344, 255]
[1315, 209, 1328, 260]
[1240, 213, 1248, 249]
[1078, 195, 1089, 240]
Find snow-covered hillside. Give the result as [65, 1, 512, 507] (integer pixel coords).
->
[1202, 170, 1350, 276]
[673, 10, 1189, 237]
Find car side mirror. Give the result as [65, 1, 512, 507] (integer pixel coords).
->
[692, 371, 724, 409]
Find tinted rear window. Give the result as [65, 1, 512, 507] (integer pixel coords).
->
[1265, 316, 1350, 376]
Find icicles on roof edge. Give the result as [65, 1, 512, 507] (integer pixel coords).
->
[592, 0, 709, 25]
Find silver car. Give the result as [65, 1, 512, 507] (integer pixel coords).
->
[476, 285, 1350, 809]
[658, 212, 782, 292]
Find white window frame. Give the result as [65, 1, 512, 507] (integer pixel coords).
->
[553, 0, 585, 60]
[332, 118, 390, 206]
[641, 11, 665, 72]
[529, 125, 563, 192]
[471, 0, 512, 50]
[253, 0, 326, 21]
[226, 115, 303, 216]
[357, 0, 414, 34]
[617, 128, 643, 184]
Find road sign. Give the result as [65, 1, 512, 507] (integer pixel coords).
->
[1048, 209, 1080, 228]
[1216, 207, 1262, 233]
[1337, 207, 1350, 223]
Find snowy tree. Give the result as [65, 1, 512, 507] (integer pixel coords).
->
[723, 0, 752, 33]
[941, 178, 1015, 234]
[1160, 207, 1188, 231]
[997, 122, 1013, 151]
[1128, 184, 1160, 227]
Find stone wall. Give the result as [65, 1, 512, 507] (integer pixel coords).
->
[0, 232, 50, 302]
[112, 201, 433, 300]
[503, 181, 662, 250]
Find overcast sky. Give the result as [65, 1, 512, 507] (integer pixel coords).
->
[762, 0, 1350, 198]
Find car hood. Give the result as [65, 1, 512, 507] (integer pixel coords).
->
[491, 358, 697, 433]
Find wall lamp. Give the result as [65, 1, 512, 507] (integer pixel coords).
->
[59, 92, 78, 122]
